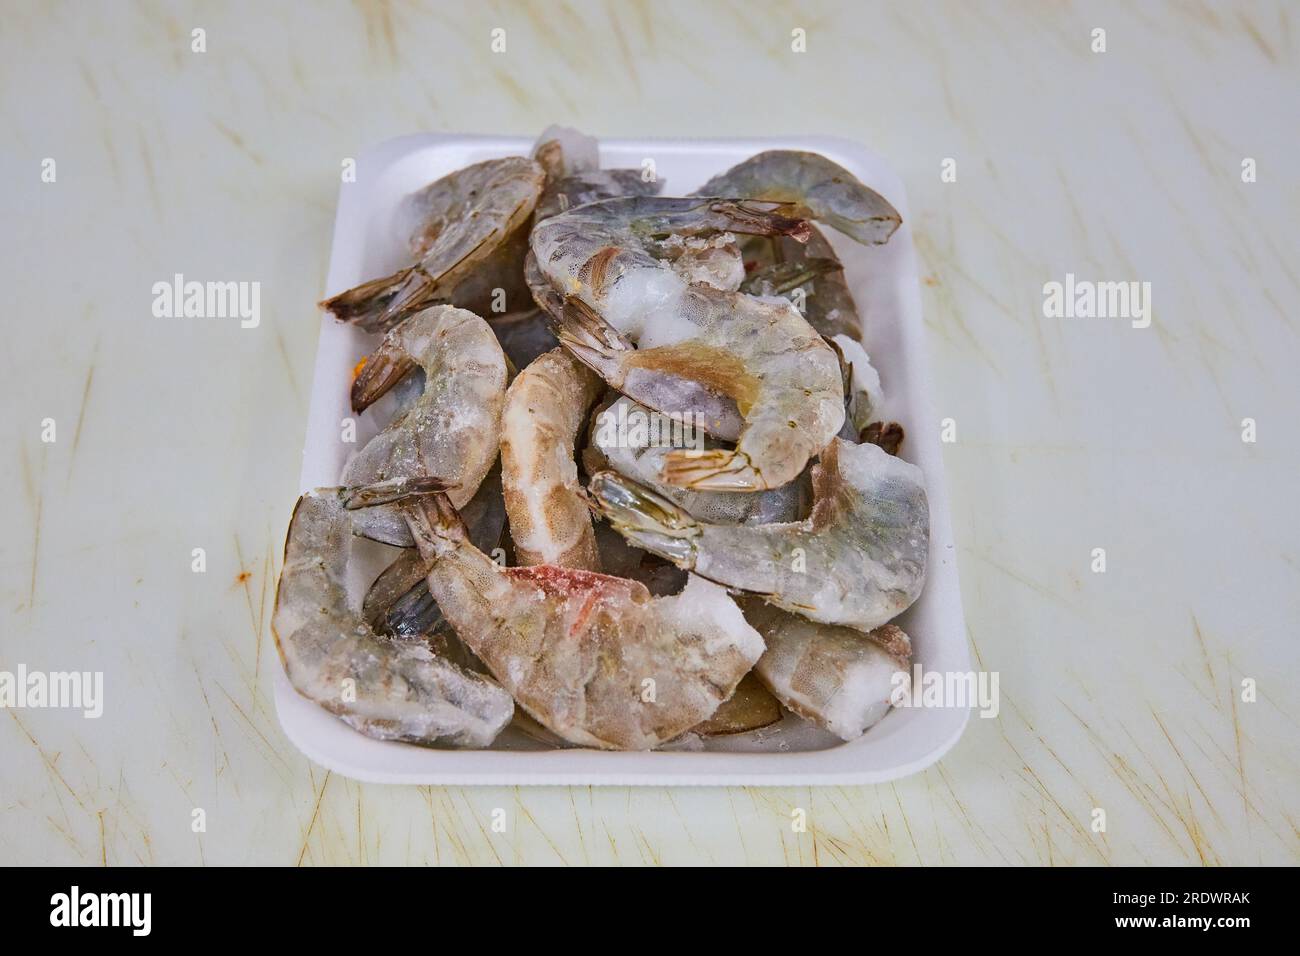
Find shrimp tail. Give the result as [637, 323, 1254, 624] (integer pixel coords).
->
[588, 471, 700, 568]
[402, 493, 469, 561]
[376, 580, 444, 639]
[321, 266, 439, 334]
[350, 335, 420, 412]
[551, 296, 634, 380]
[660, 448, 763, 491]
[340, 476, 454, 510]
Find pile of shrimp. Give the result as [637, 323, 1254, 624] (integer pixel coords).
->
[271, 126, 929, 752]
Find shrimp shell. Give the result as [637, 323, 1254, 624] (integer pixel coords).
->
[271, 490, 513, 748]
[739, 227, 862, 342]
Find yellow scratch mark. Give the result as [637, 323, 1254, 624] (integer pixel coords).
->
[296, 770, 332, 866]
[70, 353, 97, 465]
[1228, 661, 1248, 818]
[7, 711, 89, 815]
[215, 685, 290, 772]
[1150, 710, 1224, 830]
[210, 118, 265, 165]
[567, 788, 589, 864]
[517, 802, 568, 865]
[890, 783, 921, 864]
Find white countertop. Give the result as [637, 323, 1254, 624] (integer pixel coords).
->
[1, 1, 1296, 865]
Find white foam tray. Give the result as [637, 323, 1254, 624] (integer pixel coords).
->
[276, 134, 969, 785]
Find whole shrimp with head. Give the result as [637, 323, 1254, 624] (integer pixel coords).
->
[341, 305, 508, 546]
[531, 195, 845, 490]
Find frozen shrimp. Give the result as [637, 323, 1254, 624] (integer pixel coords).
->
[401, 494, 765, 750]
[531, 196, 845, 489]
[500, 348, 605, 569]
[743, 599, 911, 740]
[342, 305, 508, 546]
[694, 150, 901, 246]
[322, 157, 544, 331]
[526, 248, 748, 440]
[590, 438, 929, 632]
[271, 489, 513, 748]
[590, 396, 811, 525]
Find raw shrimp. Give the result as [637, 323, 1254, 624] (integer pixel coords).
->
[526, 249, 748, 441]
[531, 196, 845, 489]
[401, 494, 765, 750]
[341, 305, 508, 546]
[500, 348, 605, 569]
[590, 438, 929, 632]
[321, 157, 544, 331]
[590, 396, 811, 525]
[693, 150, 901, 246]
[743, 598, 911, 740]
[271, 489, 513, 748]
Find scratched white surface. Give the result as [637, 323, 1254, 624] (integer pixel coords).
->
[1, 1, 1297, 866]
